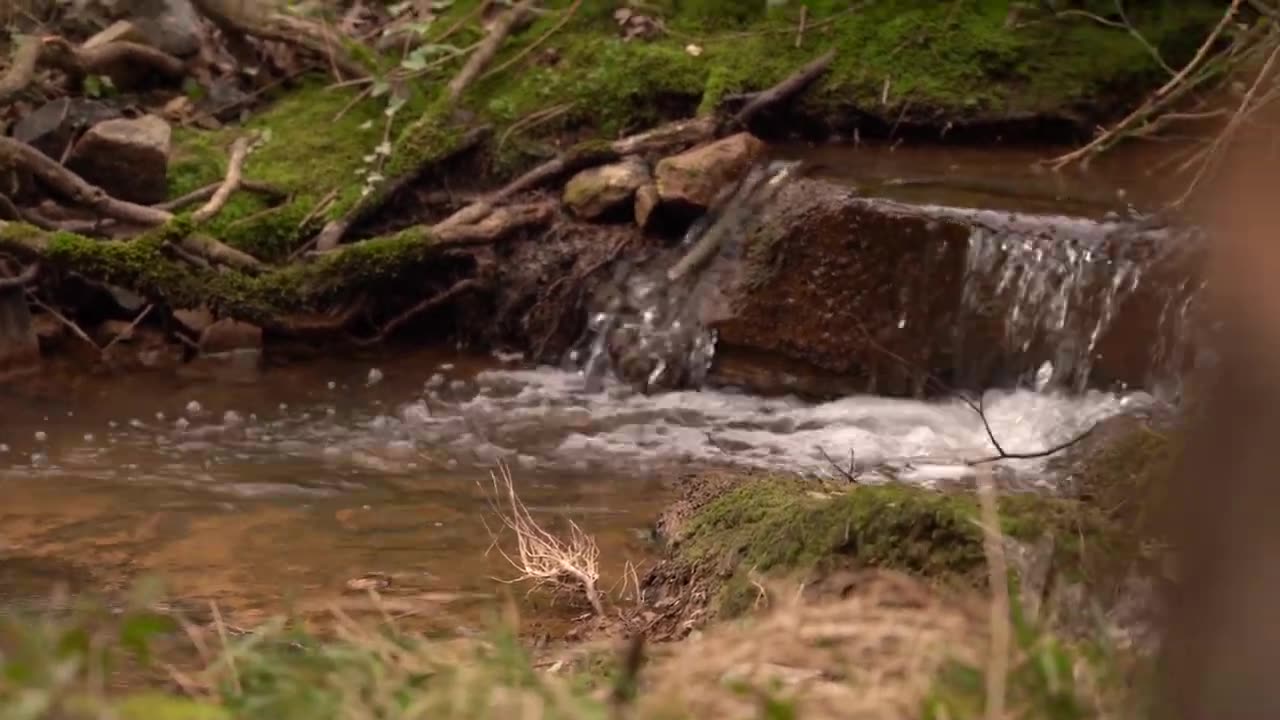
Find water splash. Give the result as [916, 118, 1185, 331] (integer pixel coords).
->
[571, 161, 801, 394]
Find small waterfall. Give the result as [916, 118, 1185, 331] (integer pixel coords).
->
[954, 209, 1204, 395]
[570, 161, 801, 393]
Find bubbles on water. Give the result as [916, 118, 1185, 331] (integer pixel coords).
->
[328, 381, 337, 390]
[0, 444, 8, 453]
[34, 431, 46, 442]
[83, 433, 94, 442]
[224, 410, 243, 426]
[425, 373, 445, 389]
[439, 363, 455, 371]
[175, 418, 190, 430]
[367, 368, 384, 386]
[278, 403, 288, 411]
[399, 401, 431, 425]
[186, 401, 203, 415]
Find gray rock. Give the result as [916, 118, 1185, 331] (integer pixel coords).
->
[12, 98, 123, 159]
[563, 157, 651, 220]
[655, 132, 765, 211]
[173, 307, 215, 335]
[130, 0, 204, 58]
[67, 115, 172, 205]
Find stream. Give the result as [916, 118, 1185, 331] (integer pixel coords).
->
[0, 142, 1191, 629]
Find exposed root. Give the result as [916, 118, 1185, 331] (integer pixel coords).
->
[481, 462, 604, 617]
[0, 35, 43, 104]
[0, 262, 39, 290]
[158, 179, 286, 213]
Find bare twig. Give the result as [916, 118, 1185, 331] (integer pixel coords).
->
[100, 304, 154, 354]
[447, 0, 537, 102]
[352, 277, 486, 345]
[817, 446, 864, 484]
[1156, 0, 1243, 97]
[961, 392, 1097, 465]
[192, 136, 253, 223]
[481, 462, 604, 616]
[25, 291, 98, 352]
[482, 0, 581, 80]
[157, 179, 285, 212]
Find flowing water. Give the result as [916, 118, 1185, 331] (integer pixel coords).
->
[0, 143, 1199, 627]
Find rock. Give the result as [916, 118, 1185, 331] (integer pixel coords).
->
[100, 324, 184, 371]
[66, 115, 172, 205]
[31, 313, 66, 352]
[655, 132, 765, 211]
[173, 307, 215, 335]
[0, 287, 39, 382]
[129, 0, 204, 58]
[707, 178, 1200, 397]
[12, 98, 123, 160]
[198, 319, 263, 355]
[634, 183, 660, 229]
[563, 157, 651, 220]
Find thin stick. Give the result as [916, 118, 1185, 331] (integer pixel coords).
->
[1155, 0, 1242, 97]
[725, 49, 835, 131]
[447, 0, 537, 101]
[192, 136, 253, 223]
[976, 466, 1010, 720]
[482, 0, 581, 80]
[352, 277, 485, 345]
[26, 292, 98, 352]
[100, 304, 154, 354]
[795, 5, 807, 49]
[209, 601, 241, 695]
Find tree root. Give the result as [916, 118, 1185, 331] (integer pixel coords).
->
[1, 35, 186, 101]
[177, 233, 264, 273]
[192, 136, 254, 223]
[0, 35, 43, 105]
[352, 277, 487, 346]
[0, 262, 39, 290]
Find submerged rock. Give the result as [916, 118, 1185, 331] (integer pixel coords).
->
[563, 157, 651, 219]
[655, 132, 765, 211]
[66, 115, 172, 205]
[199, 319, 263, 355]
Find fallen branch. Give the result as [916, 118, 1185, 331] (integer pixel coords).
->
[0, 34, 42, 104]
[48, 37, 188, 84]
[157, 179, 286, 212]
[481, 462, 604, 616]
[723, 49, 835, 131]
[100, 304, 154, 355]
[0, 136, 173, 226]
[482, 0, 581, 81]
[25, 291, 99, 353]
[447, 0, 538, 102]
[192, 137, 253, 223]
[311, 126, 490, 252]
[352, 277, 486, 345]
[0, 262, 39, 290]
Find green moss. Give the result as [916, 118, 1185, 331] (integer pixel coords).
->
[169, 80, 430, 262]
[675, 476, 1115, 616]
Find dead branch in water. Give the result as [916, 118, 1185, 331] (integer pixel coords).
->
[961, 393, 1097, 466]
[481, 462, 604, 616]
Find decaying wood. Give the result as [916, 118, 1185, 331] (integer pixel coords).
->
[446, 0, 538, 102]
[724, 49, 835, 131]
[0, 136, 173, 226]
[192, 136, 253, 223]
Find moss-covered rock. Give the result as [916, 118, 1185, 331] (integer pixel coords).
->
[661, 473, 1115, 618]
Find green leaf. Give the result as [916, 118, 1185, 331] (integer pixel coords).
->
[116, 694, 232, 720]
[119, 613, 177, 661]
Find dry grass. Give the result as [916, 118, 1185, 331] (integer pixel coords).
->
[481, 462, 605, 616]
[638, 570, 987, 720]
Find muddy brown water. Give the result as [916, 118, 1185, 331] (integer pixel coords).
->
[1, 142, 1181, 630]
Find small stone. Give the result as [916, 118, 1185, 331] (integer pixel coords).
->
[173, 307, 215, 335]
[563, 157, 651, 220]
[655, 132, 766, 211]
[198, 319, 263, 355]
[129, 0, 203, 57]
[67, 115, 172, 205]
